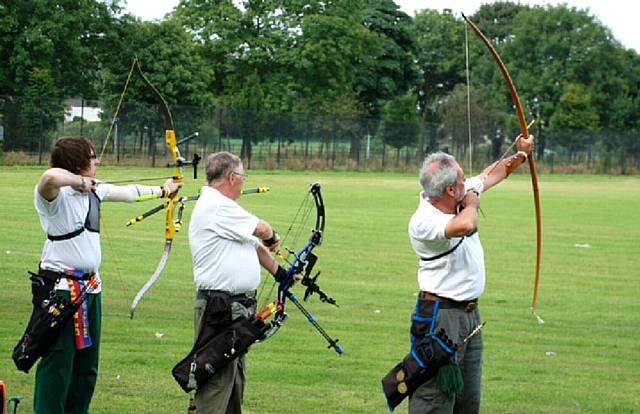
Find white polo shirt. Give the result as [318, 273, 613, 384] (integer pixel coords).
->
[35, 184, 111, 292]
[408, 178, 485, 301]
[188, 186, 261, 294]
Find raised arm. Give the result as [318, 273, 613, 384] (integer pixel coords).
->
[480, 134, 534, 192]
[37, 168, 96, 201]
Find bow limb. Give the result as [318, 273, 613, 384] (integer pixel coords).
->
[462, 14, 542, 313]
[130, 241, 172, 317]
[129, 58, 183, 318]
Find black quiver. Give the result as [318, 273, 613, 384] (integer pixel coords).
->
[172, 293, 269, 393]
[381, 328, 458, 411]
[13, 271, 96, 373]
[13, 295, 80, 373]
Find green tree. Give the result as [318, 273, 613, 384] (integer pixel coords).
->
[465, 2, 533, 148]
[357, 0, 417, 117]
[439, 84, 506, 164]
[497, 4, 637, 156]
[174, 0, 292, 161]
[412, 9, 466, 160]
[413, 9, 465, 122]
[0, 0, 120, 151]
[378, 92, 420, 166]
[0, 0, 120, 98]
[285, 1, 377, 163]
[549, 83, 599, 159]
[99, 17, 212, 159]
[471, 2, 531, 44]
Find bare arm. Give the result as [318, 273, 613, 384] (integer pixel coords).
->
[37, 168, 96, 201]
[257, 244, 279, 275]
[444, 191, 480, 238]
[254, 220, 281, 252]
[480, 134, 535, 192]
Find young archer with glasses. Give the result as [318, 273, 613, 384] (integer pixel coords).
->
[22, 136, 181, 414]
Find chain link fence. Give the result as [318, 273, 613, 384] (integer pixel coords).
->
[1, 95, 638, 174]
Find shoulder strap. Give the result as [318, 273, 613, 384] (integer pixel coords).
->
[420, 237, 464, 262]
[48, 227, 85, 241]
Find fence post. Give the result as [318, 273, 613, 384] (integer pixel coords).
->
[37, 101, 44, 165]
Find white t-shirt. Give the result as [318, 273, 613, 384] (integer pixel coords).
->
[408, 178, 485, 301]
[188, 186, 261, 294]
[35, 184, 113, 292]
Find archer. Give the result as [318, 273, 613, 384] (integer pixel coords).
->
[382, 133, 534, 412]
[13, 136, 180, 414]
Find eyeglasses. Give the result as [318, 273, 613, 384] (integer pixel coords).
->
[232, 171, 247, 182]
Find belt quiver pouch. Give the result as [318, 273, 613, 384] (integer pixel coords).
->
[29, 270, 57, 307]
[172, 292, 268, 393]
[381, 328, 457, 411]
[13, 289, 80, 373]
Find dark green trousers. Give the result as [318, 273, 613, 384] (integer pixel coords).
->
[34, 291, 102, 414]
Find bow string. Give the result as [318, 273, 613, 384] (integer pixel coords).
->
[257, 183, 342, 354]
[462, 14, 543, 321]
[101, 57, 200, 318]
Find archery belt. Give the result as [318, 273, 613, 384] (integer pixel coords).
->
[172, 291, 268, 393]
[381, 297, 461, 411]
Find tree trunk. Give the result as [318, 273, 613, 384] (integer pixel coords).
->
[382, 143, 387, 169]
[349, 131, 360, 165]
[536, 122, 544, 161]
[241, 137, 253, 169]
[138, 128, 144, 155]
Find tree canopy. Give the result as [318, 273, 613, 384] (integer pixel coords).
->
[1, 1, 638, 164]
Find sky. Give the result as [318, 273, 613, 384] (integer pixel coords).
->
[125, 0, 638, 52]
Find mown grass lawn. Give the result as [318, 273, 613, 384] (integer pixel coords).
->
[1, 166, 638, 413]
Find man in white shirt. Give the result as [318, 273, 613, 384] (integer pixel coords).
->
[188, 151, 285, 414]
[406, 134, 533, 414]
[23, 136, 180, 414]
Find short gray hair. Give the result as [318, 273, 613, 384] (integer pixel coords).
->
[419, 152, 458, 199]
[205, 152, 242, 183]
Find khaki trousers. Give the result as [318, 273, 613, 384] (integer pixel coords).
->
[193, 296, 255, 414]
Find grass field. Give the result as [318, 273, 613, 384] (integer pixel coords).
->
[1, 166, 639, 413]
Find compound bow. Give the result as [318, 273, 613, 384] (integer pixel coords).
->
[256, 183, 343, 354]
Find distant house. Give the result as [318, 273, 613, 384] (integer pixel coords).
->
[65, 98, 102, 122]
